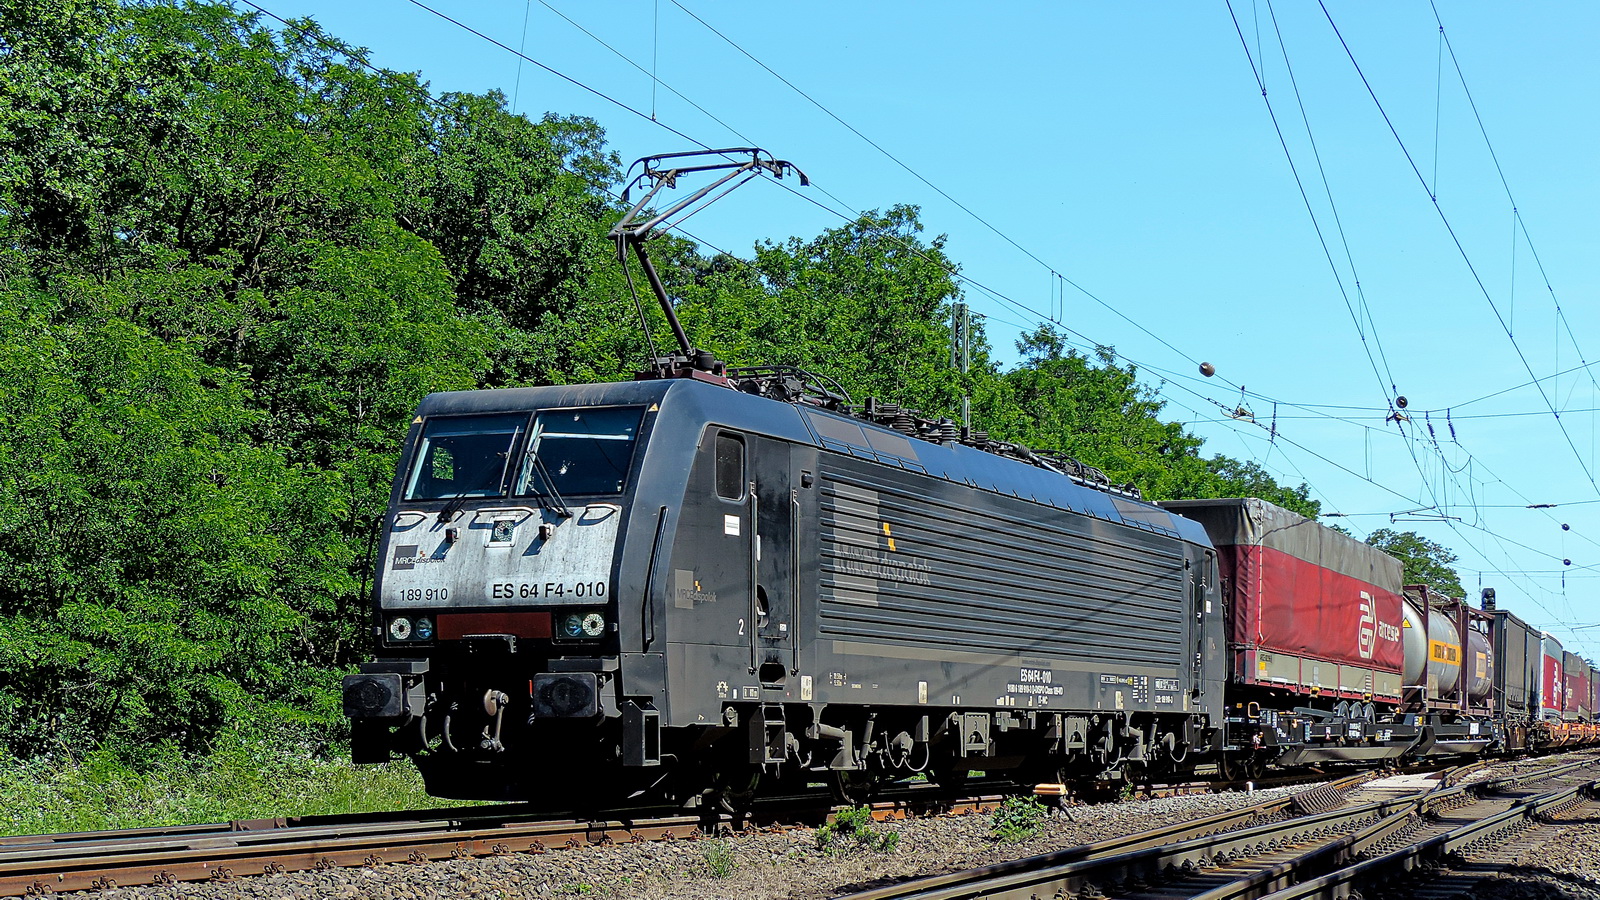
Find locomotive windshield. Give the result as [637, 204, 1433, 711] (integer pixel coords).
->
[515, 407, 643, 498]
[404, 414, 526, 501]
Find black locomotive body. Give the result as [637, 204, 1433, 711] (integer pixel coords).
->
[344, 373, 1225, 804]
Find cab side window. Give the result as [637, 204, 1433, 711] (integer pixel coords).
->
[714, 432, 745, 501]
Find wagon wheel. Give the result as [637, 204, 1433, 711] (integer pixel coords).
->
[829, 769, 882, 806]
[710, 766, 762, 815]
[1243, 753, 1267, 781]
[1217, 752, 1242, 783]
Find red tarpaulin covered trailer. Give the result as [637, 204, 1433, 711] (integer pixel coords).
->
[1160, 498, 1405, 700]
[1541, 635, 1566, 721]
[1563, 650, 1586, 721]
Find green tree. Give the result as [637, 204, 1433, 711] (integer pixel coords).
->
[983, 329, 1212, 500]
[0, 0, 515, 755]
[677, 205, 968, 416]
[1202, 456, 1320, 519]
[0, 279, 309, 754]
[1365, 529, 1465, 597]
[397, 94, 624, 385]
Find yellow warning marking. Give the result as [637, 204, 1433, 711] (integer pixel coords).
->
[1428, 639, 1461, 664]
[882, 522, 896, 552]
[647, 403, 659, 412]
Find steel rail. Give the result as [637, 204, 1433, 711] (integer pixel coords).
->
[0, 802, 533, 855]
[1251, 762, 1600, 900]
[833, 773, 1376, 900]
[0, 784, 1009, 896]
[1177, 756, 1600, 900]
[1, 760, 1566, 897]
[834, 757, 1600, 900]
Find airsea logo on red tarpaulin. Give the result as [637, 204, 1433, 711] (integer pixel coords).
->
[1358, 592, 1377, 660]
[1356, 591, 1402, 660]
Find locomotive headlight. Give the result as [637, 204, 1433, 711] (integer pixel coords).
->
[387, 616, 413, 641]
[558, 610, 606, 640]
[414, 617, 434, 641]
[559, 612, 585, 639]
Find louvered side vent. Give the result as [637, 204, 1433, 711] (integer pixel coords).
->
[816, 456, 1187, 667]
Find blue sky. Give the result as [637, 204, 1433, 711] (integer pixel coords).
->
[263, 2, 1600, 657]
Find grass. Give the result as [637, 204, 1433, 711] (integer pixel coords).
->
[815, 805, 900, 853]
[701, 838, 737, 877]
[989, 795, 1047, 843]
[0, 742, 455, 836]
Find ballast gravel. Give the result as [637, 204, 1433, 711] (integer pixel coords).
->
[1466, 818, 1600, 900]
[64, 786, 1307, 900]
[62, 753, 1600, 900]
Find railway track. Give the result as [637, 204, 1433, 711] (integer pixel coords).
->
[0, 782, 1013, 896]
[0, 759, 1553, 897]
[0, 766, 1353, 898]
[833, 755, 1600, 900]
[1256, 757, 1600, 900]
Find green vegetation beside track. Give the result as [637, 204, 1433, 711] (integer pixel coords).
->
[0, 738, 451, 836]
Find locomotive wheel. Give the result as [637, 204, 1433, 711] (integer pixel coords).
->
[829, 769, 881, 806]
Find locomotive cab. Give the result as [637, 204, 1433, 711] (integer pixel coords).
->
[343, 381, 674, 803]
[342, 377, 823, 805]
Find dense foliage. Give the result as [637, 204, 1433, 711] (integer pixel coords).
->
[1365, 528, 1466, 598]
[0, 0, 1324, 760]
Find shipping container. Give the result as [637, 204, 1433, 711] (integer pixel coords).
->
[1592, 665, 1600, 723]
[1575, 660, 1597, 722]
[1489, 609, 1540, 722]
[1159, 498, 1404, 700]
[1401, 585, 1493, 710]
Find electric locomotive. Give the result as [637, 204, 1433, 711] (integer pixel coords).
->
[342, 366, 1226, 805]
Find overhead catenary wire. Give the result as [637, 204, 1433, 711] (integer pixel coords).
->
[1316, 0, 1600, 499]
[1429, 0, 1600, 406]
[1259, 0, 1402, 404]
[440, 0, 1447, 524]
[1227, 0, 1473, 568]
[244, 0, 1588, 632]
[1229, 2, 1594, 614]
[667, 0, 1232, 382]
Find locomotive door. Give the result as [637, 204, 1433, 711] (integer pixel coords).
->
[748, 435, 795, 685]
